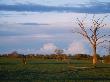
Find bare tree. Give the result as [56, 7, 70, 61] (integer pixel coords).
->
[73, 15, 108, 66]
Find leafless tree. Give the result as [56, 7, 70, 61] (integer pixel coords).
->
[73, 15, 109, 66]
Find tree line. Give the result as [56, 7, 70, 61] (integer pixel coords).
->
[0, 51, 110, 64]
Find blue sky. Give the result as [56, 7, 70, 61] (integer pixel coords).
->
[0, 0, 110, 55]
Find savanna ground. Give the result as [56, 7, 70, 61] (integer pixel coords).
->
[0, 57, 110, 82]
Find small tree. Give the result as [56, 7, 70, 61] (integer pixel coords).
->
[55, 49, 64, 55]
[73, 15, 108, 66]
[54, 49, 65, 61]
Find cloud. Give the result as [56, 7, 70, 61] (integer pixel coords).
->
[40, 43, 57, 51]
[18, 23, 49, 25]
[39, 43, 57, 54]
[0, 2, 110, 13]
[32, 34, 54, 39]
[65, 42, 86, 55]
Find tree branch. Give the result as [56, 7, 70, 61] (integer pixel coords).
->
[97, 40, 108, 46]
[96, 35, 106, 41]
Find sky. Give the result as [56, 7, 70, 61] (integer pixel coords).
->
[0, 0, 110, 55]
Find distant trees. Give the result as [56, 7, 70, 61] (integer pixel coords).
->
[74, 54, 92, 60]
[2, 51, 110, 64]
[8, 51, 20, 58]
[73, 15, 109, 66]
[104, 55, 110, 64]
[1, 49, 110, 64]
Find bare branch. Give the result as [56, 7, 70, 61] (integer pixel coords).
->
[92, 14, 95, 22]
[99, 45, 109, 50]
[90, 28, 94, 33]
[97, 40, 108, 46]
[99, 24, 107, 29]
[97, 15, 108, 29]
[100, 15, 108, 24]
[96, 32, 100, 36]
[72, 30, 87, 37]
[77, 18, 93, 45]
[96, 35, 106, 41]
[82, 14, 88, 23]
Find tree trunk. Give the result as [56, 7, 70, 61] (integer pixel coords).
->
[92, 45, 97, 66]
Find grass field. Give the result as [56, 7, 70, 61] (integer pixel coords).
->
[0, 57, 110, 82]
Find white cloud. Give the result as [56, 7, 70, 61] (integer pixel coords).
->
[65, 42, 86, 55]
[32, 34, 53, 38]
[40, 43, 57, 50]
[38, 43, 57, 54]
[0, 11, 83, 26]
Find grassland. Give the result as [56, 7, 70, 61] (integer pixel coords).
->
[0, 57, 110, 82]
